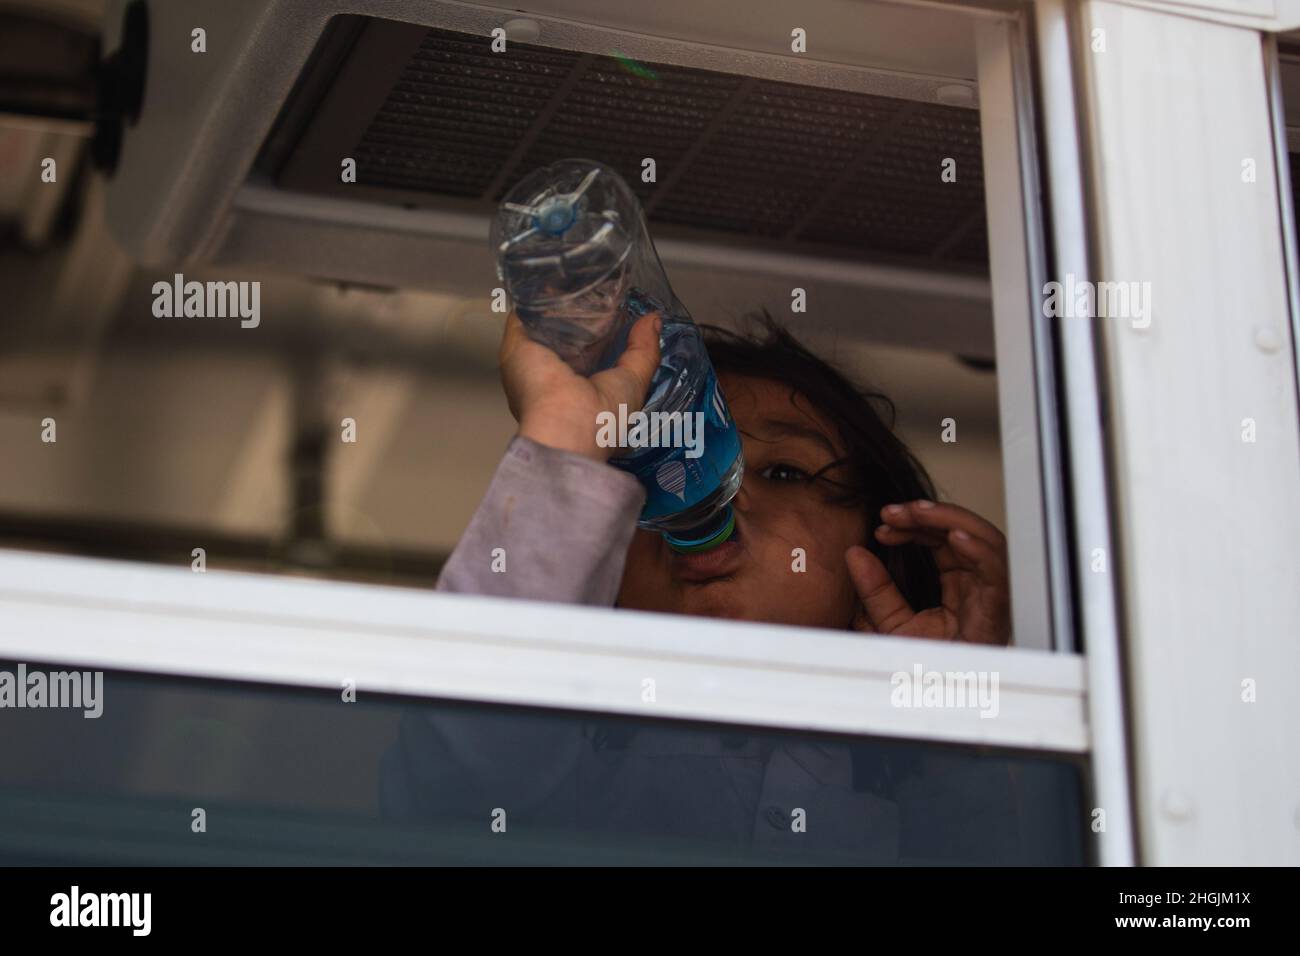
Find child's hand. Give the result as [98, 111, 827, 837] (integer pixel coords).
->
[500, 310, 662, 462]
[844, 500, 1011, 645]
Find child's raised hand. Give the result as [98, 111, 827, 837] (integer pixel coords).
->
[844, 500, 1011, 645]
[500, 310, 661, 462]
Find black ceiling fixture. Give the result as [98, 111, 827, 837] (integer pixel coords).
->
[91, 0, 149, 174]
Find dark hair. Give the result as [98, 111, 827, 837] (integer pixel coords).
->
[594, 313, 937, 787]
[696, 311, 938, 792]
[700, 310, 942, 612]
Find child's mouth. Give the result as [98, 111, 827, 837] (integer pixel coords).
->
[669, 524, 745, 583]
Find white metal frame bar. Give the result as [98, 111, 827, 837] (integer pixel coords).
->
[975, 17, 1072, 651]
[1266, 35, 1300, 426]
[1033, 0, 1137, 867]
[1077, 0, 1300, 866]
[232, 177, 994, 302]
[0, 549, 1088, 753]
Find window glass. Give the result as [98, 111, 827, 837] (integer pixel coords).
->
[0, 662, 1085, 865]
[0, 5, 1028, 647]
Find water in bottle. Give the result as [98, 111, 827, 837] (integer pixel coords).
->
[491, 159, 743, 552]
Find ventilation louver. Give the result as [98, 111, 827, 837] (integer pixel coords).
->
[273, 22, 986, 268]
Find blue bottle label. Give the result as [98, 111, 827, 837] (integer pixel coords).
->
[610, 370, 742, 521]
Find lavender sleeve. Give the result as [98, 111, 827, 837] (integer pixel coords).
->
[435, 435, 646, 605]
[379, 436, 645, 822]
[394, 438, 1032, 855]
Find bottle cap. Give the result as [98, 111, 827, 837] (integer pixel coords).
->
[663, 505, 736, 553]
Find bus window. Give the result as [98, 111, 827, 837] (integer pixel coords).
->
[0, 663, 1086, 866]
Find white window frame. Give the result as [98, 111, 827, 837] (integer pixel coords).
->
[0, 549, 1086, 753]
[1071, 0, 1300, 866]
[977, 14, 1074, 657]
[1033, 0, 1136, 867]
[0, 0, 1127, 861]
[11, 0, 1297, 869]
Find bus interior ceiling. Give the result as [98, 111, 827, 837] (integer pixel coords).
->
[0, 0, 1011, 586]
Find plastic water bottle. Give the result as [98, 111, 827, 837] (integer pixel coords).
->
[491, 158, 743, 552]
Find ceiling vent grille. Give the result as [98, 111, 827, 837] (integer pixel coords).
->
[273, 21, 987, 268]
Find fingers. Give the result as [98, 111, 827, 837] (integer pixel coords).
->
[845, 545, 916, 634]
[943, 527, 1009, 583]
[595, 311, 662, 411]
[876, 525, 1006, 584]
[874, 522, 946, 549]
[874, 500, 1008, 592]
[877, 499, 1005, 549]
[619, 311, 663, 398]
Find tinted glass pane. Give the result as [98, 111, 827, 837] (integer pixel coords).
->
[0, 661, 1085, 865]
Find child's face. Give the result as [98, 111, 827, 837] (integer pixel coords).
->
[616, 373, 869, 628]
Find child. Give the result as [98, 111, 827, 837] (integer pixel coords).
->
[441, 309, 1010, 644]
[380, 312, 1063, 864]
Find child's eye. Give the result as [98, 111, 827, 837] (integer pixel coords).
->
[760, 463, 811, 483]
